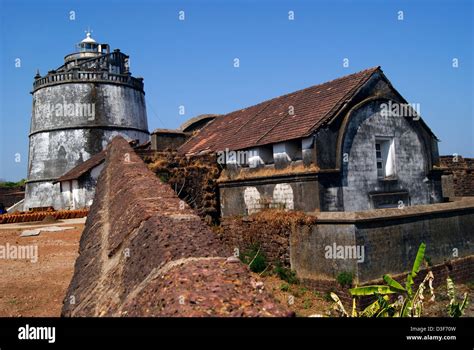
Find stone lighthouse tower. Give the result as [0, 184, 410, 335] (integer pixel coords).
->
[24, 33, 149, 210]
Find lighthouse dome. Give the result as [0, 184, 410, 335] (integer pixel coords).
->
[81, 32, 97, 44]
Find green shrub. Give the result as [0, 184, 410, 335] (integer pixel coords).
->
[280, 283, 290, 292]
[336, 271, 353, 288]
[239, 244, 268, 273]
[274, 263, 299, 284]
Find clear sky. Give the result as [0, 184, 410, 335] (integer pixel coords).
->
[0, 0, 472, 181]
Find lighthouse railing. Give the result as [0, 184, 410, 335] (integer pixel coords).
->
[33, 71, 144, 92]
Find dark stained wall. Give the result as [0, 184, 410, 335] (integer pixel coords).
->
[291, 200, 474, 284]
[219, 174, 319, 217]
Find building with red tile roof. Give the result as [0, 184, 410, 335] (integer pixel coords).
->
[178, 67, 442, 215]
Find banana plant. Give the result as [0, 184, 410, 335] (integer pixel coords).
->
[331, 243, 435, 317]
[446, 276, 469, 317]
[330, 291, 398, 317]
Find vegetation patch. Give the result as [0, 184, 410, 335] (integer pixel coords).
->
[0, 179, 26, 188]
[330, 243, 470, 317]
[274, 263, 299, 285]
[336, 271, 354, 288]
[239, 244, 268, 273]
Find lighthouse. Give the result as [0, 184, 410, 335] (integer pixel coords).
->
[24, 32, 149, 210]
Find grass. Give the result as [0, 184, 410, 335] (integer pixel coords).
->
[263, 274, 334, 317]
[248, 209, 318, 226]
[218, 163, 318, 182]
[336, 271, 353, 288]
[303, 298, 313, 309]
[274, 263, 299, 285]
[239, 244, 268, 273]
[280, 283, 290, 292]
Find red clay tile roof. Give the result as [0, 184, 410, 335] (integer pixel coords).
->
[56, 150, 106, 182]
[179, 66, 380, 154]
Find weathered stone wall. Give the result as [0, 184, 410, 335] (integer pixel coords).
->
[315, 73, 442, 212]
[340, 99, 442, 211]
[217, 200, 473, 299]
[218, 211, 317, 267]
[25, 129, 148, 210]
[31, 84, 148, 133]
[219, 173, 319, 217]
[291, 199, 474, 284]
[62, 137, 289, 317]
[151, 132, 188, 151]
[440, 156, 474, 197]
[25, 82, 149, 210]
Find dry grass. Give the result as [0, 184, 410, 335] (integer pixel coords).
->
[259, 274, 333, 317]
[148, 159, 169, 173]
[219, 163, 318, 182]
[246, 209, 318, 226]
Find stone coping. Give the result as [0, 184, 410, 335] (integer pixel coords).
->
[308, 197, 474, 224]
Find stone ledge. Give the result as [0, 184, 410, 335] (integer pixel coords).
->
[311, 197, 474, 223]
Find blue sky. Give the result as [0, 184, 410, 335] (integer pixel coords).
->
[0, 0, 472, 181]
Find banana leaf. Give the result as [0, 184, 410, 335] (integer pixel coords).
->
[411, 242, 426, 277]
[375, 295, 392, 317]
[383, 274, 406, 292]
[400, 298, 412, 317]
[406, 242, 426, 295]
[349, 285, 398, 296]
[360, 299, 381, 317]
[460, 293, 469, 312]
